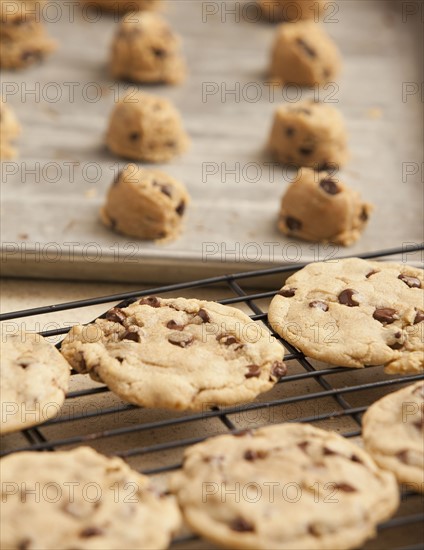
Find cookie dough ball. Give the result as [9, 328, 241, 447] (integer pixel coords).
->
[110, 11, 186, 85]
[101, 164, 190, 241]
[106, 91, 189, 162]
[268, 100, 349, 170]
[278, 168, 372, 246]
[258, 0, 326, 21]
[81, 0, 160, 13]
[270, 21, 341, 86]
[0, 100, 21, 159]
[0, 0, 56, 69]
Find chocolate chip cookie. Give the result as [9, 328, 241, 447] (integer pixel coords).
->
[268, 258, 423, 373]
[0, 0, 56, 69]
[106, 91, 189, 162]
[269, 20, 341, 86]
[0, 332, 71, 434]
[0, 100, 21, 159]
[268, 100, 349, 170]
[60, 297, 286, 410]
[363, 381, 424, 491]
[278, 168, 373, 246]
[0, 446, 181, 549]
[110, 11, 186, 85]
[170, 423, 399, 550]
[100, 164, 190, 241]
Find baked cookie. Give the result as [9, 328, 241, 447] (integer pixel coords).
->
[269, 21, 341, 86]
[106, 91, 189, 162]
[268, 100, 349, 169]
[110, 11, 185, 85]
[258, 0, 327, 22]
[0, 0, 56, 69]
[100, 164, 190, 241]
[0, 100, 21, 159]
[0, 446, 181, 549]
[0, 331, 71, 434]
[278, 168, 373, 246]
[81, 0, 160, 14]
[363, 381, 424, 491]
[60, 296, 286, 411]
[268, 258, 424, 373]
[170, 423, 399, 550]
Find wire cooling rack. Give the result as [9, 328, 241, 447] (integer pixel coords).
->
[1, 243, 423, 550]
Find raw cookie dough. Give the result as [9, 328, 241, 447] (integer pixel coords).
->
[81, 0, 160, 14]
[170, 423, 399, 550]
[110, 11, 186, 84]
[278, 168, 373, 246]
[60, 296, 287, 411]
[0, 446, 181, 550]
[258, 0, 327, 22]
[270, 21, 341, 85]
[100, 164, 190, 241]
[0, 331, 71, 434]
[268, 258, 424, 373]
[0, 100, 21, 159]
[106, 91, 189, 162]
[0, 0, 56, 69]
[363, 381, 424, 491]
[268, 100, 349, 169]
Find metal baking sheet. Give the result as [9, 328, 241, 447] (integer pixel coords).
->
[1, 0, 423, 284]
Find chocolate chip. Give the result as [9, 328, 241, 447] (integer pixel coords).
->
[279, 287, 296, 297]
[297, 38, 316, 57]
[323, 446, 337, 456]
[414, 309, 424, 324]
[350, 454, 363, 464]
[308, 525, 320, 536]
[152, 47, 167, 58]
[17, 359, 32, 369]
[197, 308, 210, 323]
[271, 360, 287, 379]
[338, 289, 360, 307]
[153, 181, 173, 197]
[139, 296, 161, 308]
[17, 540, 31, 550]
[396, 450, 409, 464]
[366, 270, 379, 278]
[309, 300, 329, 312]
[285, 126, 295, 137]
[129, 132, 140, 141]
[176, 201, 185, 216]
[168, 332, 194, 348]
[373, 308, 398, 325]
[389, 342, 403, 350]
[398, 274, 421, 288]
[79, 527, 104, 538]
[166, 320, 184, 331]
[122, 330, 139, 342]
[244, 449, 268, 461]
[319, 178, 340, 195]
[299, 146, 314, 156]
[217, 334, 238, 346]
[413, 418, 423, 430]
[360, 207, 369, 222]
[298, 441, 309, 453]
[334, 483, 356, 493]
[286, 216, 302, 231]
[105, 307, 126, 324]
[245, 364, 261, 378]
[230, 518, 255, 532]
